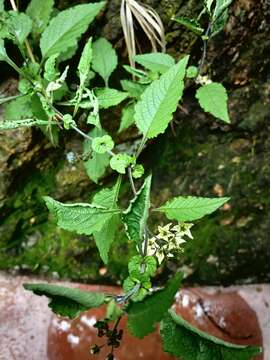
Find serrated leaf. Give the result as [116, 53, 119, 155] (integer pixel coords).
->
[123, 175, 152, 246]
[123, 277, 151, 302]
[134, 53, 175, 74]
[92, 135, 114, 154]
[78, 37, 92, 83]
[44, 53, 60, 81]
[132, 164, 144, 179]
[213, 0, 233, 21]
[118, 104, 135, 133]
[44, 196, 120, 236]
[8, 11, 33, 44]
[120, 80, 146, 98]
[110, 153, 134, 174]
[161, 310, 261, 360]
[196, 82, 230, 123]
[134, 56, 189, 139]
[93, 178, 122, 263]
[92, 37, 118, 86]
[94, 214, 120, 264]
[172, 16, 204, 35]
[83, 128, 110, 183]
[95, 88, 128, 109]
[4, 95, 33, 120]
[92, 184, 119, 209]
[128, 255, 157, 281]
[84, 153, 109, 183]
[26, 0, 54, 36]
[40, 2, 104, 58]
[155, 196, 230, 222]
[211, 8, 229, 37]
[23, 283, 106, 319]
[127, 273, 182, 338]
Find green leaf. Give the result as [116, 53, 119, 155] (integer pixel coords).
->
[110, 153, 134, 174]
[78, 37, 92, 84]
[106, 299, 123, 321]
[93, 178, 122, 263]
[196, 82, 230, 123]
[44, 53, 60, 81]
[123, 65, 150, 84]
[155, 196, 230, 222]
[134, 56, 189, 139]
[92, 135, 114, 154]
[44, 196, 120, 236]
[0, 0, 4, 11]
[40, 2, 104, 58]
[118, 104, 135, 133]
[205, 0, 215, 13]
[26, 0, 54, 36]
[128, 255, 157, 281]
[62, 114, 75, 130]
[172, 16, 204, 35]
[92, 37, 118, 86]
[133, 53, 175, 74]
[120, 80, 146, 98]
[186, 66, 198, 79]
[83, 128, 110, 183]
[213, 0, 233, 21]
[92, 185, 120, 209]
[95, 88, 128, 109]
[23, 283, 106, 319]
[0, 39, 7, 60]
[0, 118, 52, 130]
[4, 95, 33, 120]
[211, 8, 229, 36]
[123, 277, 151, 302]
[123, 175, 152, 246]
[132, 164, 144, 179]
[8, 11, 33, 44]
[127, 273, 182, 338]
[161, 310, 262, 360]
[94, 214, 120, 264]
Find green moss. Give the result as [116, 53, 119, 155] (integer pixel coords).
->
[148, 118, 270, 284]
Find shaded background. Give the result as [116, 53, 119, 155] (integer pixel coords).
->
[0, 0, 270, 285]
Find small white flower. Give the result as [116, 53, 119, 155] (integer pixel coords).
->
[156, 249, 165, 264]
[147, 222, 194, 264]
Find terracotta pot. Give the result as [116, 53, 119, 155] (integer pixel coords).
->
[47, 285, 263, 360]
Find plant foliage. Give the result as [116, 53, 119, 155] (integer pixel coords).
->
[0, 0, 260, 358]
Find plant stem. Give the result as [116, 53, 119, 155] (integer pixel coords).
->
[8, 0, 36, 63]
[136, 135, 147, 158]
[25, 39, 36, 63]
[197, 22, 212, 76]
[128, 166, 137, 196]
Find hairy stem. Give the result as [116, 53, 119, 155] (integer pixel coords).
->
[197, 22, 212, 75]
[128, 166, 137, 196]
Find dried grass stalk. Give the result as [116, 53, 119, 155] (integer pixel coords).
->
[120, 0, 166, 68]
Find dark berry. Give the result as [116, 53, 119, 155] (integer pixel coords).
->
[90, 345, 100, 354]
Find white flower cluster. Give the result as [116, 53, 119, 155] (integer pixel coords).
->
[195, 74, 212, 85]
[147, 223, 193, 264]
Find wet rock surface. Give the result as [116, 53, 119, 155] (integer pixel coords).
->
[0, 273, 267, 360]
